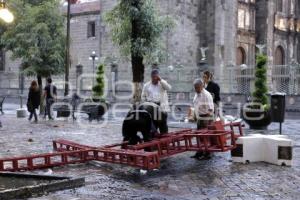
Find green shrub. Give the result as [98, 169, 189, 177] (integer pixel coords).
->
[252, 54, 269, 109]
[92, 64, 105, 99]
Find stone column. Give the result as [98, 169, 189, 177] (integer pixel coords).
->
[266, 0, 276, 92]
[214, 0, 238, 92]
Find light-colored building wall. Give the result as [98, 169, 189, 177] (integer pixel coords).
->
[68, 12, 101, 92]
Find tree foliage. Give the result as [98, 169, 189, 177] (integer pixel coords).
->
[253, 54, 269, 107]
[1, 0, 65, 77]
[92, 64, 105, 98]
[105, 0, 174, 64]
[105, 0, 174, 102]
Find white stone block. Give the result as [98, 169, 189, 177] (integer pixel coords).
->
[231, 134, 293, 166]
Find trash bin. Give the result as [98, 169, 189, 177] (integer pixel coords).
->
[271, 93, 286, 123]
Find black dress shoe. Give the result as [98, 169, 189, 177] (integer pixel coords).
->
[203, 152, 212, 160]
[191, 152, 204, 159]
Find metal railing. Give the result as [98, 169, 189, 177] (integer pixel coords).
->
[271, 65, 300, 95]
[220, 65, 300, 95]
[1, 64, 300, 97]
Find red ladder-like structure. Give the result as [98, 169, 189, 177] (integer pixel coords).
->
[0, 122, 243, 172]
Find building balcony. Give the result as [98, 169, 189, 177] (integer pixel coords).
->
[274, 14, 288, 31]
[274, 13, 300, 33]
[238, 0, 256, 5]
[237, 28, 256, 37]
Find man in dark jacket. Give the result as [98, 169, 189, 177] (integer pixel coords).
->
[44, 77, 57, 120]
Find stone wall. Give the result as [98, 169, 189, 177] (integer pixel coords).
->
[214, 0, 238, 87]
[68, 12, 101, 92]
[100, 0, 239, 95]
[100, 0, 203, 94]
[237, 2, 256, 66]
[255, 0, 300, 92]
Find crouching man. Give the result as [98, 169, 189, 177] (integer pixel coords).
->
[141, 69, 171, 134]
[122, 106, 155, 145]
[191, 79, 215, 159]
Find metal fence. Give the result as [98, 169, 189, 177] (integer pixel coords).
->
[271, 65, 300, 95]
[221, 65, 300, 95]
[1, 64, 300, 97]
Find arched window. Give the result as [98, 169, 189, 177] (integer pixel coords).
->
[273, 46, 287, 93]
[237, 47, 246, 65]
[236, 47, 249, 94]
[274, 46, 285, 65]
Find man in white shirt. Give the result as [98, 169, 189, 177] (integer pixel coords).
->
[191, 79, 215, 159]
[193, 79, 214, 128]
[141, 69, 171, 134]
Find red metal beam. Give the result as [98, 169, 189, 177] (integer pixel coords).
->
[0, 122, 244, 172]
[0, 149, 160, 171]
[53, 139, 96, 151]
[0, 150, 95, 172]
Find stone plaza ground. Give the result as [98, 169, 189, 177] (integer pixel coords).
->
[0, 105, 300, 200]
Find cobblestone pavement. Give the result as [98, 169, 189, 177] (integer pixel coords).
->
[0, 112, 300, 200]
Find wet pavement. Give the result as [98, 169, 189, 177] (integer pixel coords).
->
[0, 107, 299, 200]
[0, 177, 52, 191]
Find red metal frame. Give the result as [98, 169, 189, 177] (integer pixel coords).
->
[0, 122, 243, 172]
[0, 150, 95, 172]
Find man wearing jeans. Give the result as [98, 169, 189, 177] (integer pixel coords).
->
[191, 79, 214, 159]
[44, 77, 57, 120]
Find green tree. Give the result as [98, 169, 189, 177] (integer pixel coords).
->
[253, 54, 269, 108]
[105, 0, 173, 102]
[92, 64, 105, 99]
[2, 0, 65, 91]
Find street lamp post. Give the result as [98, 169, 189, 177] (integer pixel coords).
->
[89, 51, 98, 87]
[64, 0, 71, 96]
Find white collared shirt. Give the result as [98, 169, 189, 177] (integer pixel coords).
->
[145, 83, 161, 103]
[193, 89, 214, 115]
[141, 79, 172, 112]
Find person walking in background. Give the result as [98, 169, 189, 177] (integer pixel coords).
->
[141, 69, 172, 134]
[203, 71, 221, 117]
[27, 80, 40, 123]
[43, 77, 57, 120]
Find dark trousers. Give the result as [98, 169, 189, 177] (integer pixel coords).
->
[148, 102, 168, 134]
[45, 98, 54, 119]
[197, 116, 213, 130]
[29, 109, 38, 121]
[155, 112, 168, 134]
[195, 115, 213, 157]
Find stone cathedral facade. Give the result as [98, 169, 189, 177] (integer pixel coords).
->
[0, 0, 299, 99]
